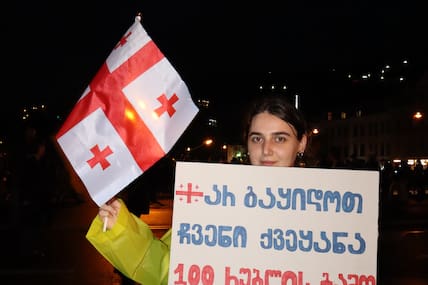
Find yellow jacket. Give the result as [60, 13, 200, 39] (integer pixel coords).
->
[86, 199, 171, 285]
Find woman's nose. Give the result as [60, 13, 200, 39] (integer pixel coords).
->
[262, 140, 273, 155]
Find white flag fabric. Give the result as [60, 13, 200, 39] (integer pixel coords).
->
[56, 15, 199, 206]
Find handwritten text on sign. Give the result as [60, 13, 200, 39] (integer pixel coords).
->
[169, 162, 379, 285]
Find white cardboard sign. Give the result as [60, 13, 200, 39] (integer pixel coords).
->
[169, 162, 379, 285]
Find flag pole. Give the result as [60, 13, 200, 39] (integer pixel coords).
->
[103, 216, 108, 232]
[102, 12, 143, 233]
[136, 12, 142, 22]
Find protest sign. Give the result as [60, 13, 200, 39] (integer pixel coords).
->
[169, 162, 379, 285]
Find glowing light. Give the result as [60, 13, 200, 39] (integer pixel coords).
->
[138, 100, 147, 110]
[413, 112, 423, 120]
[186, 139, 213, 152]
[125, 109, 136, 121]
[151, 111, 160, 120]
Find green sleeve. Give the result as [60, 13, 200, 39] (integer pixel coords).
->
[86, 199, 171, 285]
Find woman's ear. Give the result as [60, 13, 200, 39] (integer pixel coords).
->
[299, 134, 308, 153]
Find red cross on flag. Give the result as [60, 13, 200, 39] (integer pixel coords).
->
[56, 15, 199, 206]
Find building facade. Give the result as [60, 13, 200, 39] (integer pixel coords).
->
[313, 107, 427, 168]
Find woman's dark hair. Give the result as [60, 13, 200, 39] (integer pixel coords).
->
[243, 95, 308, 142]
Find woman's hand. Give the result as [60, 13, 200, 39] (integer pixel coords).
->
[98, 198, 121, 230]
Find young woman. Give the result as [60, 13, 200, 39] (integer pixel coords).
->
[86, 95, 309, 285]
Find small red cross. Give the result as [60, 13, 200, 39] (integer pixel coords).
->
[87, 145, 113, 170]
[175, 183, 203, 203]
[154, 93, 179, 117]
[114, 31, 132, 49]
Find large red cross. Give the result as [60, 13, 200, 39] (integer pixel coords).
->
[57, 33, 173, 171]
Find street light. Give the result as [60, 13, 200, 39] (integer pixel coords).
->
[413, 111, 423, 120]
[185, 138, 213, 152]
[183, 138, 214, 162]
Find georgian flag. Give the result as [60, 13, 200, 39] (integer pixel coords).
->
[56, 15, 199, 206]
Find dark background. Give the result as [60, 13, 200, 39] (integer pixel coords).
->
[3, 0, 428, 136]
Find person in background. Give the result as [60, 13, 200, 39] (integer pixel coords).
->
[17, 129, 55, 258]
[86, 94, 309, 285]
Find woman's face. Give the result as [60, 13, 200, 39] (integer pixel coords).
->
[247, 112, 307, 167]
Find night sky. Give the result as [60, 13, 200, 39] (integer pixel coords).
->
[3, 0, 428, 134]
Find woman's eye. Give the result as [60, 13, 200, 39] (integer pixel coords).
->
[275, 136, 287, 143]
[250, 136, 263, 143]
